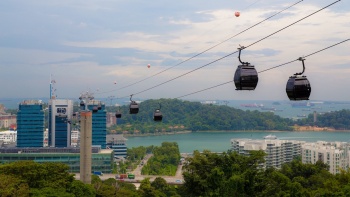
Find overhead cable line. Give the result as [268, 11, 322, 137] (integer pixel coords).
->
[97, 0, 304, 95]
[118, 0, 340, 99]
[175, 38, 350, 99]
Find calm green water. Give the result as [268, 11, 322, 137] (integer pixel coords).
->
[126, 131, 350, 153]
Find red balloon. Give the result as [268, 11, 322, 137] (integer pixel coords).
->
[235, 11, 240, 17]
[147, 64, 151, 68]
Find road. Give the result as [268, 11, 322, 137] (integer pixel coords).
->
[74, 153, 185, 184]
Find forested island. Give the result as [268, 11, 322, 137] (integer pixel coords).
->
[107, 99, 350, 134]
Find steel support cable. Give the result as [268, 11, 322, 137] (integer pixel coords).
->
[117, 0, 341, 99]
[96, 0, 304, 95]
[175, 38, 350, 99]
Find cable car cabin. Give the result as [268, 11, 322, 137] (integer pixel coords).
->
[97, 103, 102, 110]
[129, 101, 139, 114]
[286, 75, 311, 100]
[153, 110, 163, 121]
[115, 111, 122, 118]
[233, 65, 258, 90]
[80, 101, 85, 110]
[92, 106, 98, 113]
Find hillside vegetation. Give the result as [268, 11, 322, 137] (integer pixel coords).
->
[109, 99, 294, 133]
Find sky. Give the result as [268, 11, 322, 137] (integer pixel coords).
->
[0, 0, 349, 102]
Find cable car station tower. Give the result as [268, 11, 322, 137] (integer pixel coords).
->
[79, 91, 94, 184]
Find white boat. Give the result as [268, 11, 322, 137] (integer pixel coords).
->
[264, 134, 277, 140]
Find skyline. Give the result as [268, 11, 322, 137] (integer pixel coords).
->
[0, 0, 349, 101]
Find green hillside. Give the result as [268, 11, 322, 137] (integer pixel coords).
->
[108, 98, 295, 133]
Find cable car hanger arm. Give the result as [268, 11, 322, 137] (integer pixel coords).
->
[295, 57, 305, 75]
[238, 46, 250, 65]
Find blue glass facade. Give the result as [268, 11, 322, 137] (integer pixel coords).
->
[88, 103, 107, 149]
[17, 102, 45, 147]
[54, 116, 69, 147]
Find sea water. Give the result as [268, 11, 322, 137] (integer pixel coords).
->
[126, 131, 350, 153]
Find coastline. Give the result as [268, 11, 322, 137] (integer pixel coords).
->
[118, 128, 350, 137]
[123, 130, 192, 137]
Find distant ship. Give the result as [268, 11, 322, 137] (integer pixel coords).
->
[291, 101, 314, 108]
[261, 107, 276, 111]
[264, 134, 277, 140]
[297, 114, 307, 118]
[240, 103, 264, 108]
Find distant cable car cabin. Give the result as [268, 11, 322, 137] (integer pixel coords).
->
[129, 95, 139, 114]
[153, 103, 163, 121]
[97, 102, 102, 110]
[79, 101, 85, 110]
[115, 106, 122, 118]
[286, 57, 311, 100]
[115, 111, 122, 118]
[92, 106, 98, 113]
[233, 46, 258, 90]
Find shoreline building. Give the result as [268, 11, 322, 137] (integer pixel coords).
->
[302, 141, 350, 174]
[106, 134, 127, 159]
[48, 99, 73, 147]
[17, 100, 45, 147]
[231, 135, 304, 169]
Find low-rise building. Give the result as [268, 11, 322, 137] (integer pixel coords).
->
[0, 130, 17, 144]
[0, 147, 114, 173]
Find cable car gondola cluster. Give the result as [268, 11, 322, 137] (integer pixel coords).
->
[124, 95, 163, 122]
[234, 46, 311, 100]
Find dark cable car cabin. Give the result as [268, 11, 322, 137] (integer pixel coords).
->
[80, 101, 85, 110]
[129, 101, 139, 114]
[92, 106, 98, 113]
[234, 65, 258, 90]
[233, 46, 258, 90]
[153, 110, 162, 121]
[129, 95, 139, 114]
[153, 103, 163, 121]
[115, 111, 122, 118]
[97, 102, 102, 110]
[286, 57, 311, 100]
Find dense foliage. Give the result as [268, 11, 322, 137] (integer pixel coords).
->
[108, 98, 295, 133]
[0, 161, 95, 197]
[182, 150, 350, 197]
[297, 109, 350, 130]
[142, 142, 181, 176]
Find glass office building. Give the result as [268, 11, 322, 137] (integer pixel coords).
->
[48, 99, 73, 147]
[17, 100, 45, 147]
[87, 101, 107, 149]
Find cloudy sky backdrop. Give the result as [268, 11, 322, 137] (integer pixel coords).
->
[0, 0, 349, 101]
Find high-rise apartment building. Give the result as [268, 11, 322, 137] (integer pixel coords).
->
[231, 135, 304, 169]
[17, 100, 45, 147]
[87, 100, 107, 149]
[302, 141, 350, 174]
[48, 99, 73, 147]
